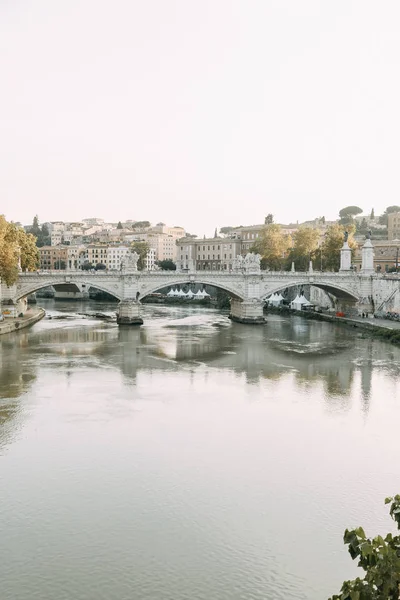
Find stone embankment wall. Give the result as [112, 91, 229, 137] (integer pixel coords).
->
[0, 307, 45, 336]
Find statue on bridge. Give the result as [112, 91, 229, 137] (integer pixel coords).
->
[121, 251, 140, 272]
[344, 231, 349, 243]
[232, 253, 261, 272]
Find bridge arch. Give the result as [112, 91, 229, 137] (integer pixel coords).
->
[14, 278, 123, 302]
[261, 280, 360, 303]
[139, 277, 246, 301]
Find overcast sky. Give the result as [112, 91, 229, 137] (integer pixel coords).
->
[1, 1, 400, 235]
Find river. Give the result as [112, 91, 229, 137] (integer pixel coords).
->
[1, 299, 400, 600]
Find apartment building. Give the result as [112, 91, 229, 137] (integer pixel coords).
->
[388, 212, 400, 240]
[39, 246, 69, 270]
[176, 237, 242, 271]
[353, 240, 400, 272]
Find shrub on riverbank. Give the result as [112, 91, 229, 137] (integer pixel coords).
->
[329, 495, 400, 599]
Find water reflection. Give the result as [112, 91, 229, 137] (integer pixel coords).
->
[2, 301, 400, 600]
[2, 302, 400, 412]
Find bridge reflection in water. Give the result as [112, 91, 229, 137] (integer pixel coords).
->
[1, 302, 400, 443]
[2, 302, 400, 600]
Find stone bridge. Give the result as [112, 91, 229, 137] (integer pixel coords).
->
[2, 241, 400, 324]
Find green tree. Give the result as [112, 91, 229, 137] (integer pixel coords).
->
[132, 221, 151, 230]
[379, 206, 400, 226]
[264, 213, 274, 225]
[252, 224, 291, 270]
[17, 229, 39, 272]
[287, 226, 320, 271]
[157, 259, 176, 270]
[370, 208, 375, 220]
[117, 221, 123, 229]
[0, 215, 39, 285]
[321, 224, 357, 271]
[329, 495, 400, 600]
[130, 241, 150, 270]
[95, 262, 107, 270]
[339, 206, 363, 225]
[81, 261, 94, 270]
[219, 226, 235, 235]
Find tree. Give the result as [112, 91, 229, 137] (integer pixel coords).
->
[264, 214, 274, 225]
[321, 224, 357, 271]
[117, 221, 123, 229]
[329, 495, 400, 600]
[17, 229, 39, 272]
[0, 215, 39, 285]
[219, 226, 235, 235]
[132, 221, 151, 230]
[95, 262, 107, 270]
[370, 208, 375, 220]
[339, 206, 363, 225]
[130, 241, 150, 270]
[81, 261, 94, 270]
[287, 226, 320, 271]
[379, 206, 400, 226]
[157, 259, 176, 271]
[31, 215, 41, 236]
[252, 224, 291, 270]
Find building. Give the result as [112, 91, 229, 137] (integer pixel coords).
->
[106, 245, 131, 270]
[145, 248, 156, 271]
[176, 236, 242, 271]
[39, 246, 69, 270]
[82, 218, 105, 226]
[388, 212, 400, 240]
[353, 240, 400, 272]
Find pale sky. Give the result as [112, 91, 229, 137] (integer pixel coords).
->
[1, 1, 400, 236]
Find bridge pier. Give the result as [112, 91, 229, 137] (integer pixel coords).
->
[229, 298, 266, 324]
[116, 299, 143, 326]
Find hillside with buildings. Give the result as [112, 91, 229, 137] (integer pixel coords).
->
[22, 205, 400, 274]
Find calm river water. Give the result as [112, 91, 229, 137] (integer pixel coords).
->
[1, 299, 400, 600]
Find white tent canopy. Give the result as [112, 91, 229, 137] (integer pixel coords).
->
[269, 293, 284, 306]
[291, 294, 312, 310]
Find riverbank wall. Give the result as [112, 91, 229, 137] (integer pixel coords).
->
[266, 306, 400, 344]
[0, 307, 45, 336]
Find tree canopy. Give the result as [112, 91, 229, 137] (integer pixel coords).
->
[329, 495, 400, 600]
[321, 223, 357, 271]
[286, 226, 320, 271]
[27, 215, 50, 247]
[339, 206, 363, 225]
[0, 215, 39, 285]
[264, 214, 274, 225]
[339, 206, 363, 218]
[157, 259, 176, 271]
[130, 241, 150, 270]
[252, 224, 291, 270]
[379, 206, 400, 226]
[132, 221, 151, 230]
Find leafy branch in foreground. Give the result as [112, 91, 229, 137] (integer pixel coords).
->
[329, 495, 400, 600]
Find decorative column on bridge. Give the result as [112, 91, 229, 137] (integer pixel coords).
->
[229, 254, 265, 324]
[339, 232, 352, 271]
[360, 235, 375, 274]
[117, 252, 144, 326]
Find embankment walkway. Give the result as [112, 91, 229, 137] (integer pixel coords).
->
[0, 307, 45, 336]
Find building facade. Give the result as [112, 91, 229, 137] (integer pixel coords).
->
[39, 246, 69, 270]
[353, 240, 400, 272]
[388, 212, 400, 240]
[176, 237, 242, 271]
